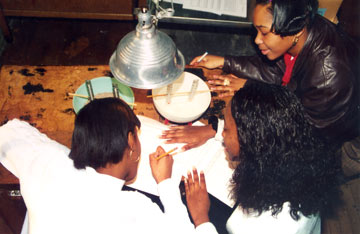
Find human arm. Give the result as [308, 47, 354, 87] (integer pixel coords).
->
[160, 124, 215, 152]
[189, 54, 225, 69]
[198, 55, 284, 97]
[0, 119, 70, 179]
[223, 55, 284, 84]
[297, 57, 359, 143]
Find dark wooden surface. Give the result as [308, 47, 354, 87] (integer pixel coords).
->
[0, 15, 359, 234]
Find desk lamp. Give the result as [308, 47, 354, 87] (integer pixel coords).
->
[109, 7, 185, 89]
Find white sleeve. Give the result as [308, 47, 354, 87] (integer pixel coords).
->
[0, 119, 70, 179]
[157, 178, 218, 234]
[196, 222, 219, 233]
[214, 119, 224, 142]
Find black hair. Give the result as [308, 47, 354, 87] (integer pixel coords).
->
[256, 0, 319, 36]
[69, 98, 140, 170]
[230, 81, 341, 220]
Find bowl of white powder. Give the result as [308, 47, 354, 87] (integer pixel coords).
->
[152, 72, 211, 123]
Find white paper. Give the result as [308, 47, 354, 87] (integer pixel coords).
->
[127, 115, 234, 207]
[162, 0, 247, 18]
[221, 0, 247, 18]
[162, 0, 184, 4]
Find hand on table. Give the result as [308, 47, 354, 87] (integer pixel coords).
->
[208, 74, 246, 98]
[185, 168, 210, 227]
[149, 146, 173, 184]
[189, 54, 225, 69]
[160, 125, 216, 152]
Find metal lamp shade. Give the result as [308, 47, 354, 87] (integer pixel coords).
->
[110, 9, 185, 89]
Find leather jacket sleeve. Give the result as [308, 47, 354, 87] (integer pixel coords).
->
[223, 54, 285, 85]
[294, 46, 359, 143]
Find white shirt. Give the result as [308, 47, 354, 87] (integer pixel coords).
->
[226, 202, 320, 234]
[0, 119, 217, 234]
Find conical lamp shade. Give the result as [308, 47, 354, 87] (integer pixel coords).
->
[109, 8, 185, 89]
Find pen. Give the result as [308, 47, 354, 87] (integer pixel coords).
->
[146, 90, 209, 98]
[197, 52, 208, 63]
[67, 93, 137, 106]
[156, 147, 178, 160]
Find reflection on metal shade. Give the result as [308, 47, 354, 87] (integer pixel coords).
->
[110, 8, 185, 89]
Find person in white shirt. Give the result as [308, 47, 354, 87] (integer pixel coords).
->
[184, 81, 342, 234]
[0, 97, 217, 234]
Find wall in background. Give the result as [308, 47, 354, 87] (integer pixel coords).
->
[158, 23, 257, 64]
[337, 0, 360, 40]
[0, 21, 8, 64]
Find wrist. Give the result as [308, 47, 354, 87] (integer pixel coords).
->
[205, 124, 216, 138]
[155, 173, 171, 184]
[193, 215, 210, 227]
[219, 57, 225, 68]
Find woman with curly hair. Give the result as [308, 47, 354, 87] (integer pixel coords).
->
[185, 81, 341, 234]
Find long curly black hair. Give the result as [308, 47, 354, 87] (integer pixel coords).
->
[230, 81, 341, 220]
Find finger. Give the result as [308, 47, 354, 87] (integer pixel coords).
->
[190, 57, 200, 65]
[168, 154, 174, 164]
[156, 146, 166, 155]
[207, 76, 224, 82]
[181, 142, 200, 152]
[184, 178, 190, 196]
[181, 144, 192, 152]
[210, 83, 234, 90]
[149, 150, 159, 159]
[229, 74, 241, 79]
[161, 126, 185, 136]
[218, 92, 235, 98]
[199, 171, 207, 190]
[164, 139, 176, 144]
[211, 74, 227, 80]
[168, 125, 186, 130]
[209, 80, 228, 86]
[161, 129, 177, 136]
[187, 170, 194, 190]
[160, 133, 175, 139]
[149, 154, 155, 164]
[164, 137, 186, 144]
[161, 130, 186, 138]
[149, 153, 158, 167]
[192, 168, 199, 185]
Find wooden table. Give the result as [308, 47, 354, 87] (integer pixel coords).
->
[0, 65, 228, 185]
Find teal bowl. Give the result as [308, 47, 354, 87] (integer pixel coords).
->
[73, 77, 134, 114]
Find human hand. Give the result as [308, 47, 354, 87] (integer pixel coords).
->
[149, 146, 174, 184]
[189, 54, 225, 69]
[185, 168, 210, 227]
[160, 125, 216, 152]
[207, 74, 246, 97]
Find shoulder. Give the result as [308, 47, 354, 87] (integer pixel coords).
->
[298, 17, 357, 87]
[304, 15, 357, 62]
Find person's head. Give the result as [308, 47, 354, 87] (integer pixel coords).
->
[253, 0, 318, 60]
[223, 81, 341, 219]
[69, 98, 141, 181]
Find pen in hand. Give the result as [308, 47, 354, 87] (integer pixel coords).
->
[197, 52, 208, 63]
[156, 147, 178, 160]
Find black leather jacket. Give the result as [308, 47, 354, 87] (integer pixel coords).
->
[223, 15, 360, 146]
